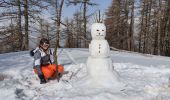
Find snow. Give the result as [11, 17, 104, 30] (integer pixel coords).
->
[0, 49, 170, 100]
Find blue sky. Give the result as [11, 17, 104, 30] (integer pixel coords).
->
[63, 0, 112, 18]
[41, 0, 112, 23]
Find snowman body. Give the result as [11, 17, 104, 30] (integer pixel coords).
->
[85, 23, 124, 88]
[90, 40, 110, 58]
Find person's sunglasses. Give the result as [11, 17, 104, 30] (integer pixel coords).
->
[42, 43, 49, 47]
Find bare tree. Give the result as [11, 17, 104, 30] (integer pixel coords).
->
[73, 11, 84, 48]
[46, 0, 65, 68]
[0, 0, 23, 52]
[105, 0, 131, 50]
[21, 0, 29, 50]
[17, 0, 23, 50]
[0, 0, 50, 52]
[128, 0, 135, 51]
[67, 0, 97, 47]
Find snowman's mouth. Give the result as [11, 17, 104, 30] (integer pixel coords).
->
[96, 35, 104, 36]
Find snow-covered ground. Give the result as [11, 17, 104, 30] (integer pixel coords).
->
[0, 48, 170, 100]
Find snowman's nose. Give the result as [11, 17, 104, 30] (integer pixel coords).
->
[99, 33, 100, 35]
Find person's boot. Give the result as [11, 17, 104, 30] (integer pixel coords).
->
[58, 73, 62, 78]
[38, 74, 47, 84]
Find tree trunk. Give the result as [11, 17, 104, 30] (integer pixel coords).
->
[125, 0, 129, 50]
[158, 0, 162, 55]
[54, 0, 64, 66]
[22, 0, 29, 50]
[139, 0, 145, 53]
[143, 0, 148, 54]
[17, 0, 23, 50]
[128, 0, 134, 51]
[83, 0, 87, 48]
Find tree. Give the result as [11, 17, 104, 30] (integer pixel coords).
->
[21, 0, 29, 50]
[17, 0, 23, 50]
[0, 0, 23, 52]
[105, 0, 132, 50]
[67, 0, 97, 47]
[0, 0, 50, 52]
[47, 0, 65, 67]
[128, 0, 135, 51]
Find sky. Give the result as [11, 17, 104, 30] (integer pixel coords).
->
[42, 0, 112, 21]
[63, 0, 112, 17]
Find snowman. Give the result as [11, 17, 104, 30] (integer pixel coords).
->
[84, 23, 125, 89]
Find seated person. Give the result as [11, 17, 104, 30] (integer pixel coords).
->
[32, 38, 64, 84]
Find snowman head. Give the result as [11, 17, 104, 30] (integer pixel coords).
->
[91, 23, 106, 40]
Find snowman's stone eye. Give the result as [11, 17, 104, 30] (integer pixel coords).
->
[96, 30, 99, 31]
[102, 30, 104, 31]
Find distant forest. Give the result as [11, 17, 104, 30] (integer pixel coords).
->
[0, 0, 170, 57]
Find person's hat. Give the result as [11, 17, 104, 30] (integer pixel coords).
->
[40, 38, 49, 45]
